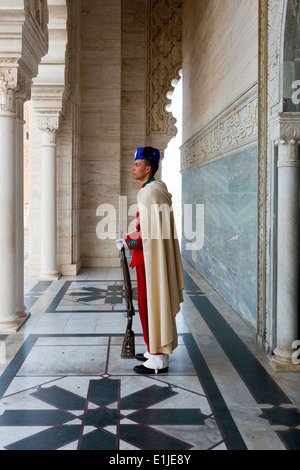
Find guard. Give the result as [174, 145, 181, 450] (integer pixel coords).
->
[116, 146, 185, 374]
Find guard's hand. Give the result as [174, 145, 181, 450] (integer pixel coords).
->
[116, 238, 128, 251]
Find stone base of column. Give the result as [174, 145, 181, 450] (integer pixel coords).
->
[0, 313, 31, 333]
[268, 347, 300, 371]
[39, 272, 61, 281]
[16, 305, 27, 318]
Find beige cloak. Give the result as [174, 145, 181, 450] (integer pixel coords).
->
[137, 180, 185, 355]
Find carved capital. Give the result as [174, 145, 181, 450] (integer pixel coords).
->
[0, 64, 34, 117]
[0, 67, 18, 114]
[269, 112, 300, 143]
[269, 113, 300, 167]
[37, 115, 60, 146]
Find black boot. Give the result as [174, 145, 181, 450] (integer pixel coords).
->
[133, 364, 169, 375]
[135, 353, 147, 362]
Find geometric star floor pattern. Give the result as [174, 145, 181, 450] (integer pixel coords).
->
[0, 258, 299, 451]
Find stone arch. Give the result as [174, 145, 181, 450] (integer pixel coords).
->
[280, 0, 300, 112]
[146, 0, 182, 157]
[32, 0, 70, 119]
[161, 63, 182, 134]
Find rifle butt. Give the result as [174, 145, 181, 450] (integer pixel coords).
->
[121, 328, 135, 359]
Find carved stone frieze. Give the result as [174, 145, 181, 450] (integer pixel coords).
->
[147, 0, 182, 149]
[181, 86, 258, 172]
[267, 0, 284, 114]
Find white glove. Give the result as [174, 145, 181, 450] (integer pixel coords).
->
[116, 238, 128, 251]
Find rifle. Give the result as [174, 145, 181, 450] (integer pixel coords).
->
[120, 246, 135, 359]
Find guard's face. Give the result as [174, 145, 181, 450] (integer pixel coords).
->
[132, 159, 149, 181]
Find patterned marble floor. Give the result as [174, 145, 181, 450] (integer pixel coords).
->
[0, 257, 299, 451]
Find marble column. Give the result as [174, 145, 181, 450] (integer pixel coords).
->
[0, 1, 48, 332]
[38, 116, 61, 280]
[15, 113, 28, 319]
[270, 113, 300, 370]
[0, 107, 19, 331]
[0, 88, 29, 332]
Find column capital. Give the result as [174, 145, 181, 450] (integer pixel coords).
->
[0, 67, 18, 114]
[0, 65, 32, 118]
[269, 112, 300, 167]
[37, 114, 61, 146]
[37, 114, 60, 133]
[269, 112, 300, 144]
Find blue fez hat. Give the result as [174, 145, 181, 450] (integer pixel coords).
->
[135, 146, 160, 163]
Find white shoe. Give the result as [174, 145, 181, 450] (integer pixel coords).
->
[143, 354, 169, 373]
[134, 354, 169, 375]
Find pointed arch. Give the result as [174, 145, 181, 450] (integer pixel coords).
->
[146, 0, 182, 156]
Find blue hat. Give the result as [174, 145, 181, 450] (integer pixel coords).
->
[135, 146, 160, 163]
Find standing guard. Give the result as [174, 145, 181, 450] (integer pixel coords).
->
[116, 146, 185, 374]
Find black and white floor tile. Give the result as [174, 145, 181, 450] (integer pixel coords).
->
[0, 262, 299, 451]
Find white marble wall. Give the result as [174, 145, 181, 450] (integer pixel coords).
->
[181, 0, 259, 329]
[80, 0, 122, 268]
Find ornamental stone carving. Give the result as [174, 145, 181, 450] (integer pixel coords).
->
[37, 115, 61, 145]
[270, 113, 300, 143]
[0, 68, 18, 113]
[181, 86, 258, 172]
[147, 0, 182, 148]
[269, 112, 300, 167]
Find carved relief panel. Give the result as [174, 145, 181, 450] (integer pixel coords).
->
[147, 0, 182, 150]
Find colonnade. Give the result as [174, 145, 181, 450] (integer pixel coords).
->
[0, 0, 67, 332]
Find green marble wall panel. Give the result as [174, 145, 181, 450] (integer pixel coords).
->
[182, 146, 258, 329]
